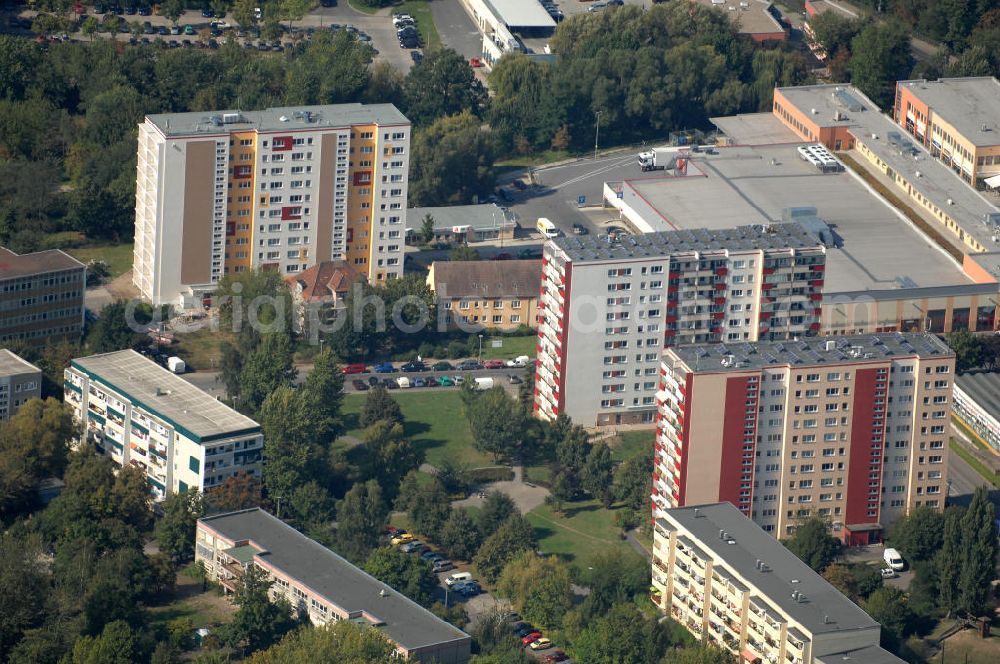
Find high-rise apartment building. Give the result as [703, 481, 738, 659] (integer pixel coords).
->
[0, 349, 42, 420]
[134, 104, 410, 306]
[535, 223, 826, 426]
[65, 350, 263, 500]
[655, 333, 954, 544]
[0, 246, 86, 346]
[652, 503, 905, 664]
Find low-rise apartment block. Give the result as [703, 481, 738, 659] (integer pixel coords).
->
[0, 349, 42, 420]
[535, 223, 826, 426]
[65, 350, 262, 500]
[0, 246, 86, 347]
[196, 508, 472, 663]
[134, 104, 410, 306]
[652, 502, 905, 664]
[656, 333, 954, 544]
[428, 259, 541, 331]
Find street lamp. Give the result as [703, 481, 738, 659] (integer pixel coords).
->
[478, 334, 484, 362]
[594, 110, 602, 161]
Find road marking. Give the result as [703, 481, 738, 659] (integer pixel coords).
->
[545, 154, 637, 190]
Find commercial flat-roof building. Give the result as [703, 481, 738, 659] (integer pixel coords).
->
[428, 259, 541, 331]
[405, 204, 516, 245]
[65, 350, 262, 500]
[196, 508, 472, 663]
[535, 223, 826, 426]
[133, 104, 410, 306]
[953, 371, 1000, 454]
[0, 246, 86, 347]
[466, 0, 555, 68]
[0, 349, 41, 420]
[656, 333, 954, 543]
[692, 0, 787, 43]
[652, 503, 905, 664]
[894, 78, 1000, 189]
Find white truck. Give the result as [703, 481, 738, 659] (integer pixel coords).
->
[536, 217, 560, 238]
[167, 357, 186, 374]
[637, 148, 684, 172]
[474, 377, 495, 390]
[506, 355, 531, 368]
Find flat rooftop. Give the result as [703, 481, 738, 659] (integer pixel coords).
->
[806, 0, 861, 18]
[71, 350, 260, 443]
[0, 349, 40, 377]
[899, 78, 1000, 147]
[774, 84, 1000, 260]
[711, 112, 801, 146]
[0, 246, 85, 280]
[406, 204, 515, 233]
[693, 0, 785, 36]
[617, 141, 976, 295]
[199, 509, 471, 652]
[553, 221, 822, 263]
[145, 103, 409, 138]
[816, 645, 906, 664]
[486, 0, 555, 29]
[662, 502, 882, 635]
[955, 371, 1000, 416]
[667, 332, 952, 374]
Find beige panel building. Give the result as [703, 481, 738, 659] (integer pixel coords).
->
[656, 333, 954, 545]
[652, 503, 905, 664]
[196, 508, 472, 663]
[0, 349, 41, 420]
[428, 260, 541, 331]
[134, 104, 410, 306]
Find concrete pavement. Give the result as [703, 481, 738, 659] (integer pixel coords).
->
[429, 0, 482, 61]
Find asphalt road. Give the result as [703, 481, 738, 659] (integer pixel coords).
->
[429, 0, 483, 61]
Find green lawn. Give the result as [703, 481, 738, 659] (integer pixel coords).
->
[347, 0, 381, 14]
[342, 391, 493, 468]
[67, 242, 134, 279]
[608, 429, 653, 462]
[526, 499, 645, 573]
[147, 572, 235, 633]
[479, 334, 536, 360]
[496, 150, 575, 170]
[170, 326, 234, 373]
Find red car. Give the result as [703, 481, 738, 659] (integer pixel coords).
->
[544, 652, 568, 663]
[521, 632, 542, 645]
[484, 359, 506, 369]
[342, 363, 367, 374]
[469, 56, 482, 67]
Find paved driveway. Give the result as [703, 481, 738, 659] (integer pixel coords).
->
[430, 0, 483, 60]
[451, 466, 550, 515]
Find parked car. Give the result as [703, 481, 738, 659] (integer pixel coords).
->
[880, 567, 897, 579]
[368, 376, 379, 386]
[484, 359, 506, 369]
[529, 638, 553, 651]
[572, 223, 588, 235]
[396, 376, 411, 389]
[413, 377, 426, 388]
[588, 1, 607, 10]
[445, 572, 473, 587]
[351, 379, 369, 391]
[420, 376, 437, 387]
[506, 355, 531, 368]
[400, 540, 423, 553]
[374, 362, 396, 373]
[432, 361, 453, 371]
[469, 56, 482, 67]
[411, 50, 423, 63]
[391, 533, 414, 546]
[383, 378, 399, 389]
[544, 652, 569, 663]
[401, 361, 426, 372]
[156, 25, 168, 35]
[420, 550, 440, 561]
[453, 580, 481, 596]
[438, 376, 454, 386]
[432, 559, 454, 573]
[342, 363, 368, 374]
[883, 548, 905, 571]
[169, 25, 180, 35]
[521, 632, 543, 645]
[453, 375, 464, 385]
[457, 360, 483, 371]
[513, 623, 536, 637]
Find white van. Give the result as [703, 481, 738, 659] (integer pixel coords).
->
[883, 547, 905, 571]
[536, 217, 560, 238]
[396, 376, 411, 389]
[445, 572, 473, 587]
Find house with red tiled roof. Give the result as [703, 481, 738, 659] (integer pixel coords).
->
[284, 260, 363, 329]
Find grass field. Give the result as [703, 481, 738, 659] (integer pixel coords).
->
[608, 430, 653, 462]
[147, 573, 235, 633]
[478, 334, 536, 360]
[68, 242, 134, 279]
[342, 390, 493, 468]
[934, 628, 1000, 664]
[526, 499, 645, 573]
[170, 327, 234, 373]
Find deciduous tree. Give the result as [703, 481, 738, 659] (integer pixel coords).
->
[478, 490, 516, 539]
[360, 385, 403, 429]
[497, 552, 572, 628]
[335, 480, 388, 563]
[474, 514, 536, 583]
[467, 387, 523, 461]
[783, 516, 840, 573]
[245, 620, 398, 663]
[364, 546, 438, 607]
[156, 491, 205, 564]
[225, 565, 298, 654]
[439, 508, 482, 561]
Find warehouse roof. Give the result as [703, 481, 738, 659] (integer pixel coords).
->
[666, 332, 952, 374]
[898, 78, 1000, 147]
[955, 371, 1000, 418]
[0, 246, 85, 280]
[145, 103, 409, 137]
[693, 0, 785, 37]
[661, 503, 881, 635]
[0, 349, 40, 378]
[429, 259, 541, 299]
[199, 509, 471, 652]
[484, 0, 556, 29]
[71, 350, 260, 442]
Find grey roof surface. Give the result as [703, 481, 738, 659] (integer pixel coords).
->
[805, 0, 861, 18]
[662, 502, 881, 635]
[774, 84, 1000, 263]
[815, 645, 907, 664]
[0, 247, 85, 280]
[711, 112, 801, 146]
[955, 371, 1000, 417]
[667, 332, 952, 374]
[693, 0, 785, 36]
[145, 103, 409, 138]
[899, 78, 1000, 147]
[406, 204, 516, 233]
[484, 0, 556, 29]
[553, 221, 822, 262]
[71, 350, 259, 442]
[0, 349, 41, 377]
[199, 509, 471, 651]
[615, 141, 973, 294]
[430, 260, 541, 299]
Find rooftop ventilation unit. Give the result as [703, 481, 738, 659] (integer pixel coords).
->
[221, 112, 242, 124]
